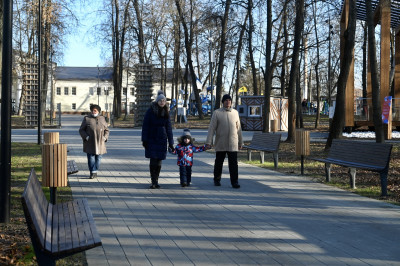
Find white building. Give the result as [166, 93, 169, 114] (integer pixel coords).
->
[47, 66, 194, 114]
[48, 67, 117, 114]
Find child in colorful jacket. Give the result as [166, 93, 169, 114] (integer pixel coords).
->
[169, 129, 208, 187]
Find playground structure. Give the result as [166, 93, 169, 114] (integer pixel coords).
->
[237, 95, 288, 131]
[342, 0, 400, 139]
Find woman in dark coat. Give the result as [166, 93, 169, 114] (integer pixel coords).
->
[142, 90, 174, 188]
[79, 104, 110, 179]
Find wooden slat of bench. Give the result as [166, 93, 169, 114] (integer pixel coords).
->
[46, 204, 53, 253]
[312, 158, 386, 172]
[62, 201, 73, 252]
[21, 169, 49, 249]
[72, 200, 87, 248]
[58, 202, 67, 253]
[82, 200, 102, 245]
[68, 201, 80, 250]
[243, 144, 277, 152]
[77, 199, 95, 247]
[51, 204, 58, 253]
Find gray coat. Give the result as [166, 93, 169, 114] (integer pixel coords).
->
[79, 115, 110, 155]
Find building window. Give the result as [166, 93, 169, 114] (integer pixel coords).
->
[72, 87, 76, 95]
[56, 87, 61, 95]
[130, 87, 135, 96]
[248, 105, 262, 117]
[64, 87, 69, 95]
[89, 87, 94, 95]
[123, 87, 127, 95]
[72, 103, 76, 110]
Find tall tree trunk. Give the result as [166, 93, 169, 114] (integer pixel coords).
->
[235, 11, 249, 109]
[326, 0, 356, 149]
[263, 0, 272, 132]
[133, 0, 145, 63]
[175, 0, 203, 119]
[280, 7, 288, 98]
[296, 69, 303, 128]
[215, 0, 232, 109]
[247, 0, 258, 95]
[362, 22, 367, 116]
[286, 0, 304, 143]
[366, 0, 384, 143]
[312, 0, 321, 129]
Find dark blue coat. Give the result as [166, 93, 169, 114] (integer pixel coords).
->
[141, 103, 174, 160]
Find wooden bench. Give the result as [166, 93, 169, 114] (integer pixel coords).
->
[21, 168, 102, 266]
[311, 139, 392, 196]
[243, 132, 281, 169]
[67, 160, 79, 175]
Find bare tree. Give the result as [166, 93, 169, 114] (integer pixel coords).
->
[312, 0, 321, 129]
[262, 0, 272, 132]
[326, 0, 356, 149]
[286, 0, 304, 143]
[246, 0, 258, 96]
[175, 0, 203, 119]
[214, 0, 232, 109]
[366, 0, 384, 143]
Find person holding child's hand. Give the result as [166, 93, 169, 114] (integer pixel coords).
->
[169, 129, 208, 187]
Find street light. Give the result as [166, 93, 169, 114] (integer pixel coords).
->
[97, 65, 100, 105]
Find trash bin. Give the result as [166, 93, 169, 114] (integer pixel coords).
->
[295, 129, 310, 175]
[42, 143, 68, 188]
[44, 132, 59, 144]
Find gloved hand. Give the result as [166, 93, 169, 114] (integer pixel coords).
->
[86, 136, 89, 141]
[169, 144, 175, 153]
[142, 141, 147, 148]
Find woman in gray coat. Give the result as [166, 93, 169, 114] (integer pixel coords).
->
[79, 104, 110, 179]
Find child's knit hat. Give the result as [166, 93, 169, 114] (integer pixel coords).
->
[178, 128, 194, 143]
[182, 128, 191, 138]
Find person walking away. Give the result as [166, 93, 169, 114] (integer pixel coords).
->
[169, 129, 208, 187]
[79, 104, 110, 179]
[206, 94, 243, 188]
[142, 90, 174, 189]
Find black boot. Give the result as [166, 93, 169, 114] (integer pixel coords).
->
[149, 165, 161, 189]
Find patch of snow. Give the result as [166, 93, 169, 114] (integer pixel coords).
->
[343, 131, 400, 139]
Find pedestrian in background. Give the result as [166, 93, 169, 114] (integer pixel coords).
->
[79, 104, 109, 179]
[142, 90, 174, 189]
[169, 129, 208, 187]
[206, 94, 243, 188]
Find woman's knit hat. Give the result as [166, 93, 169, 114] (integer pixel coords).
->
[156, 90, 166, 102]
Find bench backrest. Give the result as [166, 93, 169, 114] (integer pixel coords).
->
[21, 168, 49, 250]
[329, 139, 392, 169]
[251, 132, 281, 151]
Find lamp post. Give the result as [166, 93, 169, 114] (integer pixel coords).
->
[37, 0, 42, 145]
[97, 65, 100, 105]
[0, 0, 13, 223]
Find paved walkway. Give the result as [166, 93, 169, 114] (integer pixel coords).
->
[12, 115, 400, 265]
